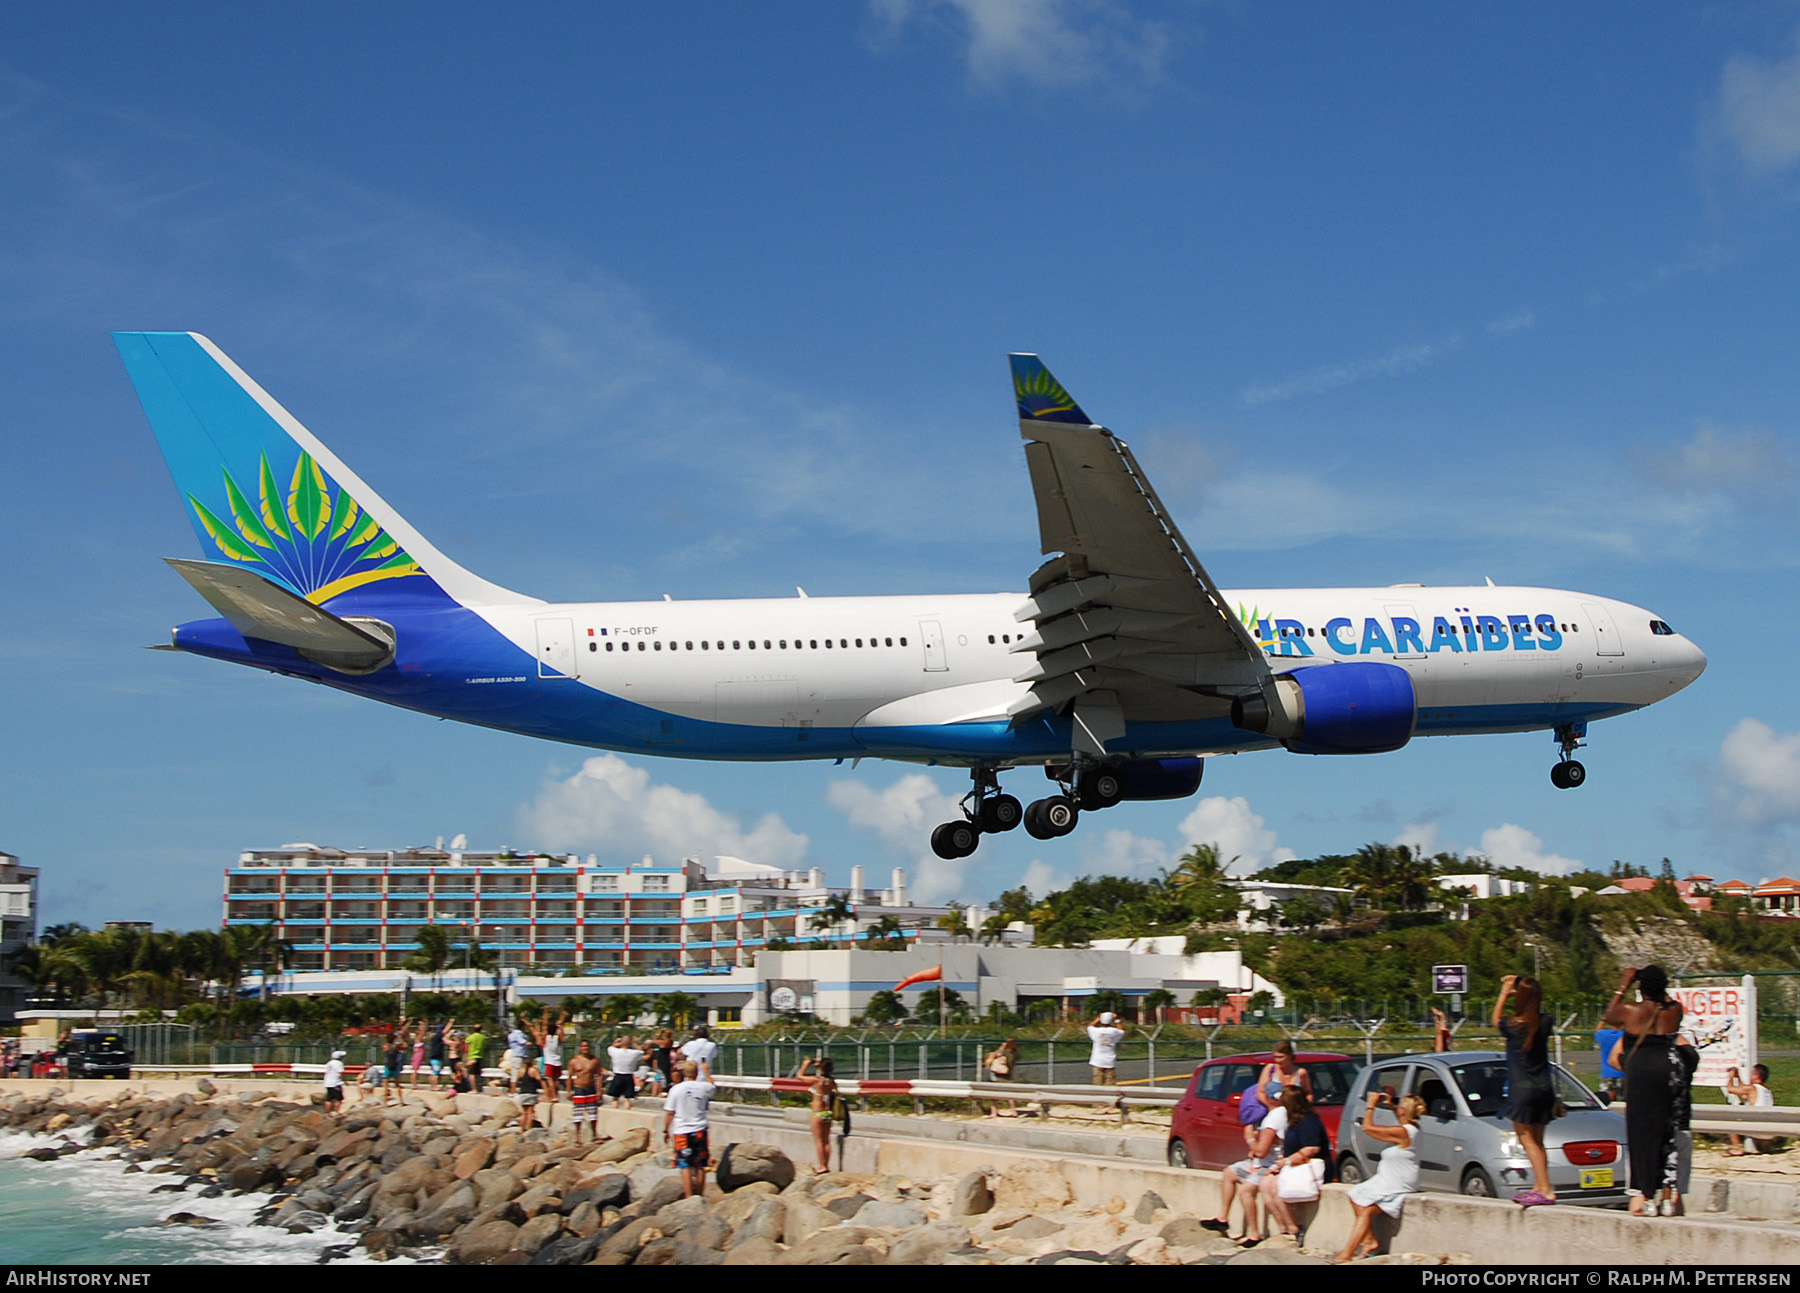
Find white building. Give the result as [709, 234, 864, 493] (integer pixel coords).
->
[1228, 879, 1356, 931]
[0, 851, 39, 1021]
[223, 843, 962, 975]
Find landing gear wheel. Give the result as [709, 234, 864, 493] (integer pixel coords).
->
[1078, 770, 1123, 812]
[1023, 799, 1055, 840]
[1034, 795, 1078, 837]
[979, 794, 1023, 834]
[1551, 760, 1586, 790]
[931, 820, 979, 860]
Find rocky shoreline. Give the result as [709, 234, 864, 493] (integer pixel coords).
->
[0, 1085, 1474, 1265]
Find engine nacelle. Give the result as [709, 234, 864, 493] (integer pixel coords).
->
[1231, 662, 1415, 755]
[1110, 757, 1205, 800]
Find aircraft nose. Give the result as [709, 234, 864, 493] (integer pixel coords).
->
[1674, 637, 1706, 690]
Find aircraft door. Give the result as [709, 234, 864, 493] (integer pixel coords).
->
[1580, 602, 1625, 657]
[919, 620, 948, 672]
[536, 617, 578, 679]
[1384, 603, 1425, 660]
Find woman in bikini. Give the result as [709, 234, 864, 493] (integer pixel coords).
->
[797, 1055, 838, 1175]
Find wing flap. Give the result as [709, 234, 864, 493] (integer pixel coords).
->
[167, 558, 392, 663]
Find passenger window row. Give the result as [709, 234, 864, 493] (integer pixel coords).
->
[591, 636, 908, 654]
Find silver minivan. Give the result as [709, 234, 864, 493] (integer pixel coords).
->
[1339, 1050, 1629, 1206]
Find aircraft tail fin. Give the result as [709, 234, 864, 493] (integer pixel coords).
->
[1009, 353, 1095, 426]
[113, 332, 523, 610]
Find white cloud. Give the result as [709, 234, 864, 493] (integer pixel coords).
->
[1176, 796, 1296, 875]
[1476, 823, 1584, 877]
[1393, 821, 1442, 858]
[1080, 826, 1174, 878]
[1636, 423, 1793, 500]
[518, 755, 808, 866]
[1717, 717, 1800, 828]
[1486, 307, 1536, 336]
[868, 0, 1175, 92]
[1021, 857, 1075, 898]
[826, 772, 970, 903]
[1240, 334, 1463, 407]
[1719, 33, 1800, 174]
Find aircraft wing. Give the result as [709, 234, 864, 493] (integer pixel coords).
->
[1006, 354, 1271, 755]
[166, 558, 395, 670]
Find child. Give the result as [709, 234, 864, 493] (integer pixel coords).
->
[516, 1059, 544, 1132]
[1725, 1065, 1776, 1155]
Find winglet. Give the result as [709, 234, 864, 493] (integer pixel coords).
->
[1009, 354, 1094, 425]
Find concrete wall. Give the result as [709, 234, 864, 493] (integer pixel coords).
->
[6, 1078, 1792, 1263]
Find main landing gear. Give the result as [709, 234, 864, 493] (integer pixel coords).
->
[930, 768, 1024, 860]
[929, 764, 1125, 858]
[1550, 723, 1588, 790]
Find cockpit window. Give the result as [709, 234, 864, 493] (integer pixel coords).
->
[1649, 620, 1675, 636]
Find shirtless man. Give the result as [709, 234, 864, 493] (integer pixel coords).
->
[566, 1039, 604, 1144]
[797, 1055, 838, 1175]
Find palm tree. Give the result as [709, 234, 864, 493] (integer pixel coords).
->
[403, 925, 454, 987]
[1143, 988, 1176, 1024]
[807, 895, 853, 936]
[1169, 843, 1233, 887]
[605, 993, 648, 1025]
[861, 989, 906, 1024]
[658, 991, 700, 1028]
[978, 914, 1011, 945]
[863, 915, 906, 946]
[40, 922, 90, 946]
[935, 911, 973, 944]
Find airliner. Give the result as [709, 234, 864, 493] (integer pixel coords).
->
[114, 334, 1706, 860]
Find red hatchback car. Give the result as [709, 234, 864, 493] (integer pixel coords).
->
[1167, 1051, 1364, 1169]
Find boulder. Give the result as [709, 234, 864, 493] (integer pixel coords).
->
[635, 1175, 686, 1217]
[628, 1162, 680, 1204]
[731, 1199, 786, 1248]
[375, 1155, 436, 1197]
[564, 1171, 630, 1213]
[953, 1171, 993, 1216]
[712, 1184, 776, 1230]
[1225, 1247, 1329, 1265]
[450, 1219, 522, 1265]
[994, 1161, 1070, 1212]
[565, 1201, 601, 1238]
[1134, 1191, 1167, 1224]
[586, 1127, 650, 1164]
[857, 1199, 927, 1230]
[453, 1141, 494, 1179]
[226, 1162, 280, 1192]
[158, 1212, 223, 1228]
[775, 1239, 880, 1266]
[195, 1079, 217, 1097]
[670, 1211, 731, 1252]
[781, 1196, 840, 1245]
[408, 1181, 477, 1238]
[723, 1235, 782, 1265]
[823, 1192, 871, 1220]
[514, 1183, 562, 1218]
[1007, 1216, 1065, 1241]
[656, 1194, 709, 1226]
[635, 1237, 679, 1266]
[715, 1141, 795, 1193]
[596, 1216, 664, 1260]
[473, 1167, 526, 1210]
[886, 1221, 973, 1266]
[512, 1212, 565, 1254]
[1159, 1216, 1212, 1248]
[1125, 1237, 1178, 1265]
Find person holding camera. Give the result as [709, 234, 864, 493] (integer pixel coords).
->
[1333, 1089, 1423, 1263]
[1493, 973, 1557, 1207]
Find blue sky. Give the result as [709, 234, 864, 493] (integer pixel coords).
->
[6, 2, 1800, 927]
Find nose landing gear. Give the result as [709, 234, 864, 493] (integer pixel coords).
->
[1551, 723, 1588, 790]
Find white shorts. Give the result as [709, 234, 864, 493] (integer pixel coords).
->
[1228, 1158, 1274, 1184]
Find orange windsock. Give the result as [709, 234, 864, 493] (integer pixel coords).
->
[893, 965, 943, 992]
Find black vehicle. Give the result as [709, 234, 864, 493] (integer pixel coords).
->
[64, 1029, 133, 1079]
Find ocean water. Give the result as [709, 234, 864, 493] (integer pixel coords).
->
[0, 1129, 410, 1265]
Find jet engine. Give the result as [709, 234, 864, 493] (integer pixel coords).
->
[1230, 662, 1415, 755]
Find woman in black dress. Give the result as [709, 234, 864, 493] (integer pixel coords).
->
[1603, 965, 1686, 1216]
[1492, 974, 1556, 1206]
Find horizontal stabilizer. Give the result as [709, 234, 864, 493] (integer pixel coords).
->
[167, 558, 394, 671]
